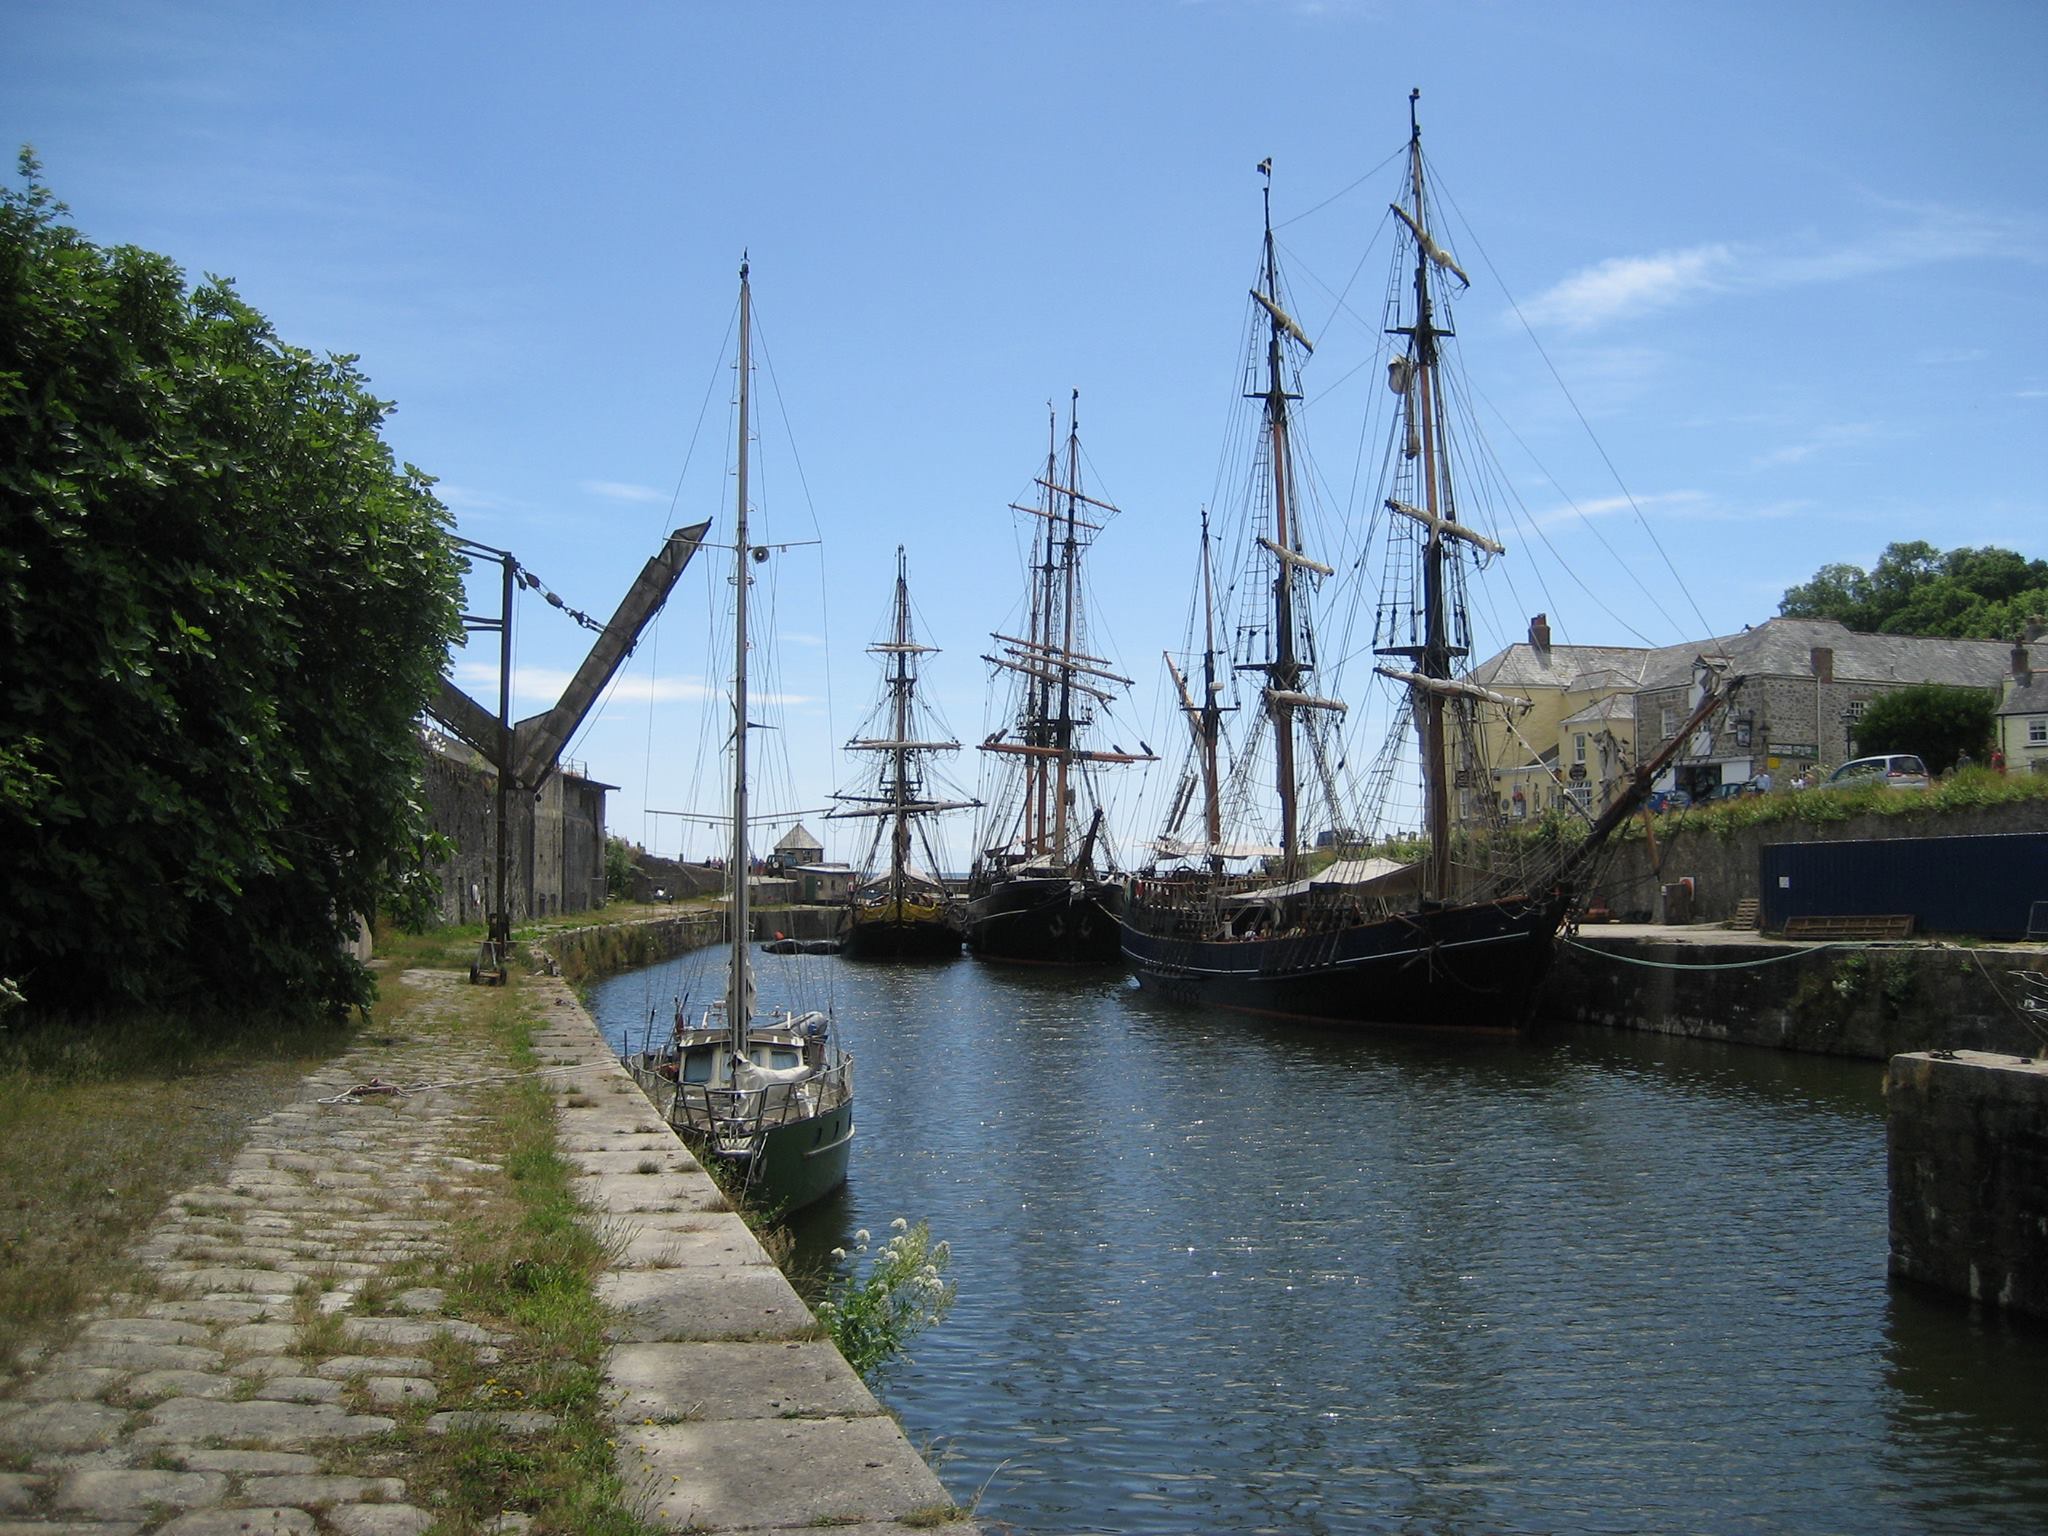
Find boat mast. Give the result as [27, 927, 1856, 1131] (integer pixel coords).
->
[1257, 163, 1304, 881]
[1028, 407, 1057, 857]
[1198, 510, 1224, 868]
[1406, 92, 1453, 902]
[888, 545, 912, 902]
[1051, 390, 1083, 866]
[727, 256, 754, 1060]
[1166, 508, 1228, 872]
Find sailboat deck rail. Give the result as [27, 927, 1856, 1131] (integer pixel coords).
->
[667, 1054, 855, 1145]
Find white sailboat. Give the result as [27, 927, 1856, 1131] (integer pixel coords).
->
[628, 258, 853, 1210]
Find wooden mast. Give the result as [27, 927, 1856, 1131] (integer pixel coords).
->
[1051, 390, 1083, 866]
[1198, 509, 1224, 868]
[1257, 162, 1304, 881]
[887, 545, 911, 904]
[1407, 91, 1453, 903]
[1028, 407, 1057, 856]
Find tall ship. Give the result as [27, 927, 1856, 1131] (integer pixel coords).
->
[965, 394, 1153, 963]
[626, 258, 853, 1211]
[828, 546, 977, 958]
[1121, 98, 1730, 1030]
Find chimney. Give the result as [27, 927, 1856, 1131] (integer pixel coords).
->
[2016, 642, 2034, 687]
[1810, 646, 1834, 684]
[1530, 614, 1552, 654]
[2025, 616, 2046, 646]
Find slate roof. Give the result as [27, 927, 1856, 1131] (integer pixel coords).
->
[1996, 674, 2048, 718]
[1560, 693, 1637, 729]
[1634, 617, 2011, 691]
[773, 822, 825, 855]
[1469, 640, 1654, 692]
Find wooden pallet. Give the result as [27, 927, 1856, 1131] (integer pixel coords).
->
[1724, 898, 1760, 931]
[1782, 913, 1916, 941]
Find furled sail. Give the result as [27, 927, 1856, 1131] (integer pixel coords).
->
[1391, 203, 1470, 288]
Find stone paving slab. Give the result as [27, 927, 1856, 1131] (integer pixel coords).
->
[611, 1213, 768, 1270]
[598, 1267, 816, 1343]
[607, 1341, 876, 1422]
[569, 1170, 728, 1214]
[620, 1417, 954, 1530]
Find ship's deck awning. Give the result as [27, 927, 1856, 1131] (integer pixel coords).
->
[1236, 857, 1420, 903]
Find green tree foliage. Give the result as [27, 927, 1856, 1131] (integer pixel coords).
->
[603, 835, 638, 903]
[1851, 685, 1995, 773]
[1781, 540, 2048, 639]
[0, 153, 462, 1019]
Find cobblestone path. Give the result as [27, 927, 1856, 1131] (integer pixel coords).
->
[0, 970, 539, 1535]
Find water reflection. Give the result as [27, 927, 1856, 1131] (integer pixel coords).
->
[588, 950, 2048, 1535]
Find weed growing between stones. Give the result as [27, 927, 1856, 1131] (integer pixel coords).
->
[815, 1219, 956, 1382]
[405, 979, 658, 1535]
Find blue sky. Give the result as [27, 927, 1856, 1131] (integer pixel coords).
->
[9, 1, 2046, 865]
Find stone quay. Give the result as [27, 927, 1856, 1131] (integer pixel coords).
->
[0, 964, 969, 1534]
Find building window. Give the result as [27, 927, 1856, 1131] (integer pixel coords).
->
[1564, 784, 1592, 813]
[1661, 707, 1675, 739]
[2031, 720, 2047, 746]
[1574, 733, 1587, 764]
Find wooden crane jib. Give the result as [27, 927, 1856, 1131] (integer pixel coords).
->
[429, 519, 712, 797]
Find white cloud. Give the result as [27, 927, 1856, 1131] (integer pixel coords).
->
[582, 480, 669, 505]
[1523, 245, 1734, 330]
[1748, 422, 1876, 471]
[435, 482, 516, 512]
[452, 662, 704, 706]
[1529, 489, 1707, 529]
[1524, 200, 2044, 334]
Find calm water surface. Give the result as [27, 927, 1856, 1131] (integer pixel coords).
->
[589, 947, 2048, 1535]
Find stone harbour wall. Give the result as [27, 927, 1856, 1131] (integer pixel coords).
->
[1546, 935, 2048, 1061]
[1887, 1050, 2048, 1321]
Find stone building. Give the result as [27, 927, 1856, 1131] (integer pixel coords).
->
[420, 729, 613, 925]
[769, 823, 826, 872]
[1464, 614, 1673, 820]
[1996, 628, 2048, 774]
[1466, 615, 2013, 815]
[1631, 618, 2009, 795]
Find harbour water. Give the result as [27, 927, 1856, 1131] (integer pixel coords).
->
[588, 945, 2048, 1535]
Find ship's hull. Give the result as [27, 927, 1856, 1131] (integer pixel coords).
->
[1120, 891, 1569, 1030]
[744, 1095, 855, 1212]
[624, 1028, 854, 1215]
[840, 897, 963, 959]
[964, 875, 1124, 964]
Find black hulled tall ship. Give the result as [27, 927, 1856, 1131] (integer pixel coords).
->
[965, 394, 1153, 964]
[828, 547, 977, 959]
[1121, 99, 1731, 1030]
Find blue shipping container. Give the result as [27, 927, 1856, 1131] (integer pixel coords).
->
[1758, 832, 2048, 939]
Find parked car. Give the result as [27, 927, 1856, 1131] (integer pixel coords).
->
[1825, 754, 1930, 789]
[1700, 778, 1768, 803]
[1645, 788, 1691, 812]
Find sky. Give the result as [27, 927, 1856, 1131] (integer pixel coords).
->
[8, 0, 2046, 867]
